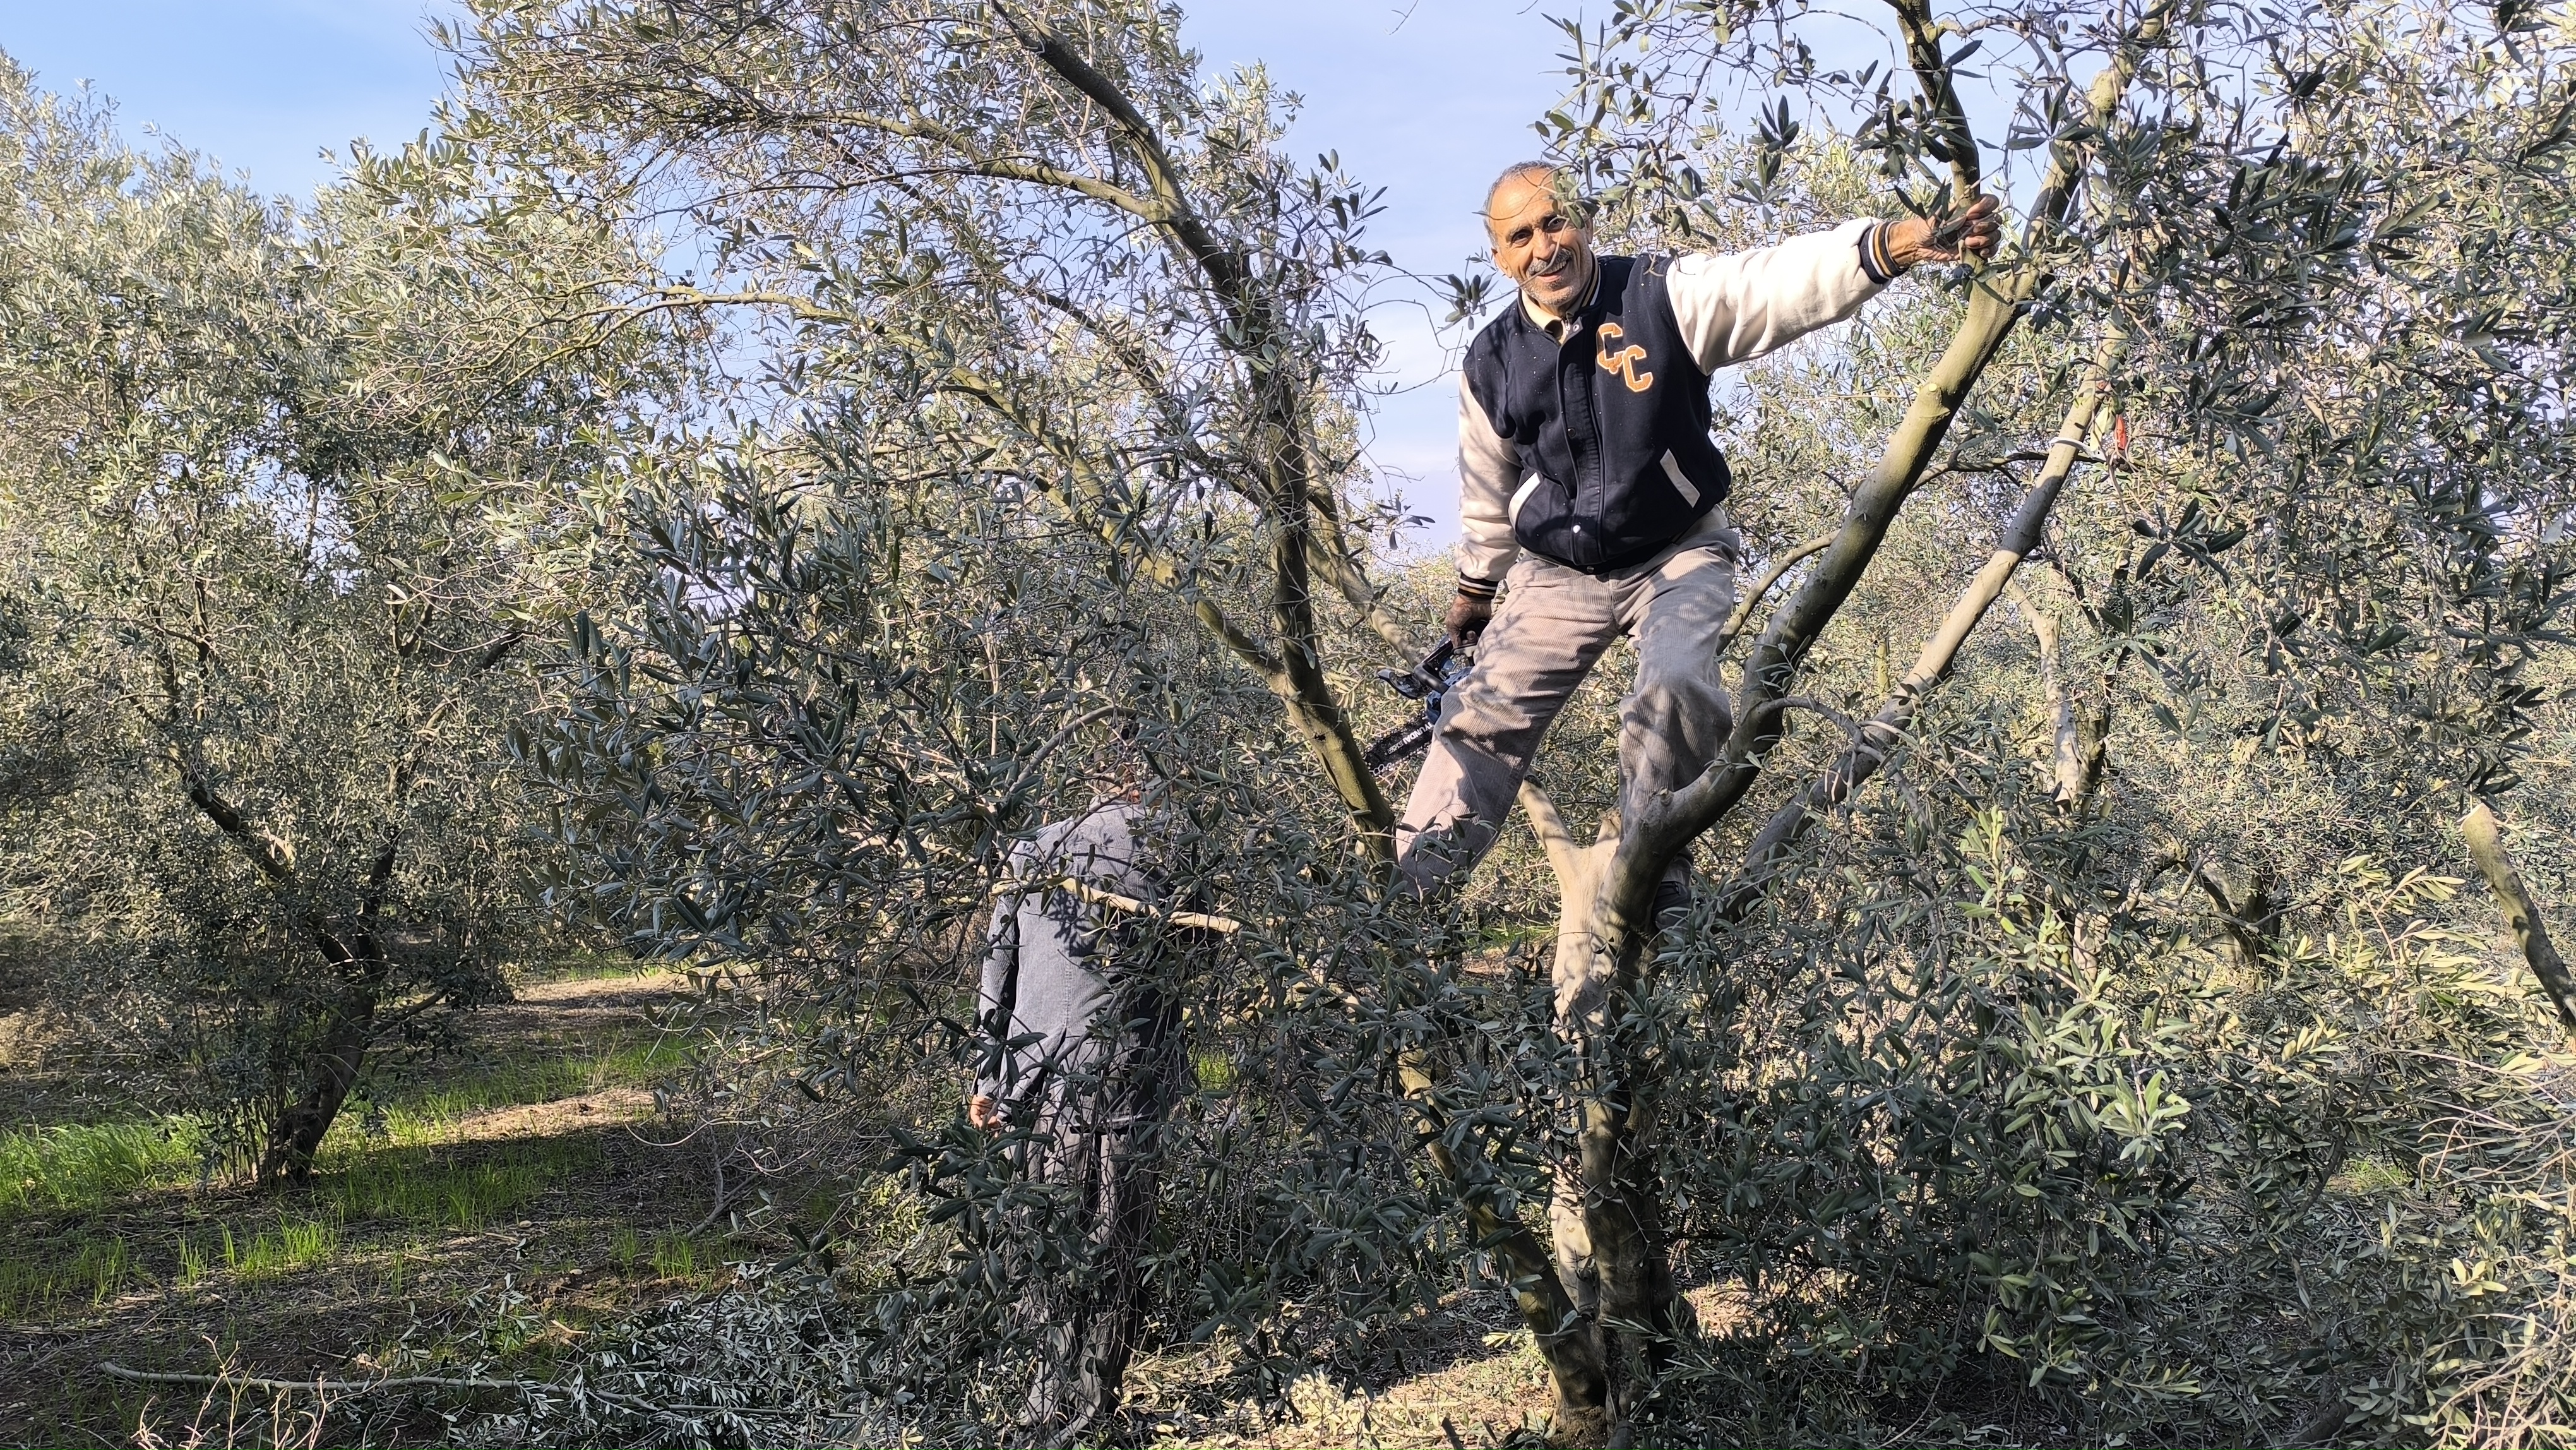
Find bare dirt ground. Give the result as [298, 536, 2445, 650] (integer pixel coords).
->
[4, 963, 1710, 1450]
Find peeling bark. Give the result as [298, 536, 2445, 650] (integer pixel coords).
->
[2007, 579, 2090, 808]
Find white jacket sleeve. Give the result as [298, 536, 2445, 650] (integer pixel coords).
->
[1668, 219, 1897, 374]
[1453, 371, 1520, 591]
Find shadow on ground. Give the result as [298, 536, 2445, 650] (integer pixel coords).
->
[0, 968, 727, 1447]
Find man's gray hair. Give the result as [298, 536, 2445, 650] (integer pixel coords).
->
[1483, 159, 1560, 216]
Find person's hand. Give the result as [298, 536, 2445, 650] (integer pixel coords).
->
[1885, 195, 2001, 270]
[1445, 590, 1494, 650]
[967, 1093, 1001, 1133]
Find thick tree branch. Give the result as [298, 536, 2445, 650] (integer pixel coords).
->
[989, 3, 1244, 299]
[1518, 781, 1584, 884]
[1267, 465, 1396, 849]
[170, 753, 299, 885]
[787, 104, 1176, 222]
[1395, 1050, 1608, 1425]
[2005, 577, 2102, 810]
[1304, 531, 1420, 657]
[1715, 529, 1835, 660]
[1712, 325, 2123, 923]
[1888, 0, 1984, 203]
[2462, 801, 2576, 1037]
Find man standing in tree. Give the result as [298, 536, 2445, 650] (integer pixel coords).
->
[969, 767, 1193, 1446]
[1395, 162, 2001, 918]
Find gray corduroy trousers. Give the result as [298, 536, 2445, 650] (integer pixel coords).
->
[1394, 508, 1741, 893]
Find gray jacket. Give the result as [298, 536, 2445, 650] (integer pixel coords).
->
[974, 800, 1164, 1107]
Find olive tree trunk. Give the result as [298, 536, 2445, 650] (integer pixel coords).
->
[1510, 9, 2171, 1427]
[2461, 801, 2576, 1040]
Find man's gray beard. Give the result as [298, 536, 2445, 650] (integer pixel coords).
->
[1522, 256, 1590, 302]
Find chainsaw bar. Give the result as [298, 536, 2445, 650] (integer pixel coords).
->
[1362, 638, 1470, 777]
[1363, 716, 1438, 774]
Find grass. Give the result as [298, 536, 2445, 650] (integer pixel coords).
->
[340, 1034, 675, 1149]
[222, 1217, 340, 1281]
[602, 1223, 734, 1283]
[0, 1138, 585, 1319]
[0, 1002, 667, 1322]
[0, 1136, 616, 1317]
[0, 1231, 145, 1316]
[0, 965, 719, 1447]
[325, 1137, 604, 1228]
[2332, 1154, 2414, 1195]
[0, 1118, 200, 1215]
[648, 1230, 708, 1279]
[0, 1002, 670, 1227]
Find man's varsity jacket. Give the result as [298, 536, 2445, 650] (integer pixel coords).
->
[1454, 219, 1902, 589]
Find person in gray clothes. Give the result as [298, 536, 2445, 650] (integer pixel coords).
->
[968, 788, 1190, 1445]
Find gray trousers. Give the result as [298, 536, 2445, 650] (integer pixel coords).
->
[1396, 510, 1742, 892]
[1008, 990, 1179, 1446]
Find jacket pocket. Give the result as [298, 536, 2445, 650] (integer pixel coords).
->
[1657, 450, 1702, 508]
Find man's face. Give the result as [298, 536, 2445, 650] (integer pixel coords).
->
[1487, 170, 1594, 318]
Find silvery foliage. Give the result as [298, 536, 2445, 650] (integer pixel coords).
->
[0, 54, 689, 1177]
[475, 0, 2576, 1442]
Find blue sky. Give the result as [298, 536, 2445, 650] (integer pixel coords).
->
[0, 1, 1585, 548]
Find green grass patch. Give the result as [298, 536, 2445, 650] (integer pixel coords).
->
[345, 1035, 674, 1149]
[221, 1216, 340, 1280]
[0, 1118, 200, 1216]
[323, 1137, 602, 1229]
[0, 1231, 146, 1316]
[648, 1231, 704, 1280]
[515, 953, 669, 986]
[2333, 1155, 2414, 1195]
[605, 1225, 725, 1283]
[3, 1027, 672, 1225]
[0, 971, 684, 1334]
[1192, 1050, 1238, 1093]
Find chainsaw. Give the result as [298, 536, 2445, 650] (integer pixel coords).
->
[1361, 638, 1472, 776]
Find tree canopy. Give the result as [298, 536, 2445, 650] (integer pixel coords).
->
[3, 1, 2575, 1445]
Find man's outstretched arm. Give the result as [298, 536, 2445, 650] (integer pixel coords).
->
[1669, 198, 2001, 372]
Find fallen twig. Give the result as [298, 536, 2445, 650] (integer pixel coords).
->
[102, 1363, 518, 1396]
[103, 1363, 797, 1421]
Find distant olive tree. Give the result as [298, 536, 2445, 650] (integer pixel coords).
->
[0, 59, 692, 1180]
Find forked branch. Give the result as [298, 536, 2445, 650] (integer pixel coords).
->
[1607, 3, 2170, 944]
[1715, 529, 1835, 660]
[1714, 327, 2124, 919]
[1888, 0, 1984, 204]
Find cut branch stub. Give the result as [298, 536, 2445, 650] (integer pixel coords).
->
[2462, 801, 2576, 1039]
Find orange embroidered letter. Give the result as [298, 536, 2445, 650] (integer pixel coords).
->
[1596, 322, 1654, 393]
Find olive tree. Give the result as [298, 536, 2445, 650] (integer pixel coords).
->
[462, 0, 2576, 1442]
[1514, 0, 2576, 1435]
[0, 59, 690, 1179]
